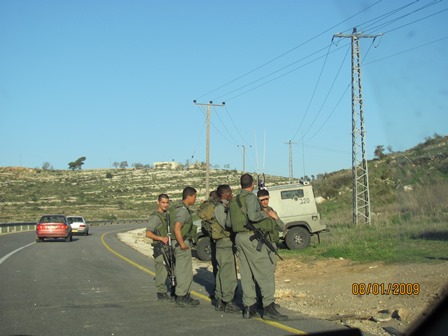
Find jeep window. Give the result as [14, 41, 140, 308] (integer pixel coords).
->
[281, 189, 304, 200]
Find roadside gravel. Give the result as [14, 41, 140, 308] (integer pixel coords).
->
[118, 228, 448, 336]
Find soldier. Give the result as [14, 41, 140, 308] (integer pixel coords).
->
[228, 173, 288, 321]
[170, 186, 200, 307]
[145, 193, 173, 302]
[257, 188, 285, 252]
[213, 184, 239, 313]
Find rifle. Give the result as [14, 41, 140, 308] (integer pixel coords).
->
[160, 217, 176, 288]
[245, 221, 283, 261]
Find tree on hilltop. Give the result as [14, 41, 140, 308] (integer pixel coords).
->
[68, 157, 86, 170]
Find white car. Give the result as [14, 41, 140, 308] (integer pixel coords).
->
[67, 216, 89, 236]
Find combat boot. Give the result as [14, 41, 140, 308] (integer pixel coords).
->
[263, 302, 288, 321]
[215, 299, 225, 311]
[157, 292, 172, 302]
[176, 295, 199, 307]
[224, 301, 240, 313]
[242, 304, 258, 319]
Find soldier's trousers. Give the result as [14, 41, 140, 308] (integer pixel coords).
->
[154, 254, 168, 294]
[173, 240, 193, 297]
[214, 237, 237, 303]
[235, 231, 276, 307]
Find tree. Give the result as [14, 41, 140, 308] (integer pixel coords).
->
[119, 161, 128, 169]
[42, 162, 53, 170]
[68, 156, 86, 170]
[113, 162, 120, 169]
[374, 145, 386, 160]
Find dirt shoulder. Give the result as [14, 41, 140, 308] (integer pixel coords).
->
[118, 228, 448, 336]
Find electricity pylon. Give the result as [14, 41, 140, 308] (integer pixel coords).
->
[333, 28, 381, 225]
[285, 140, 297, 183]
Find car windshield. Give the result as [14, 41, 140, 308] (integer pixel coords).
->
[40, 216, 65, 223]
[68, 217, 84, 223]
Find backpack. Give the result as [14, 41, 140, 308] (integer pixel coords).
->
[197, 200, 217, 221]
[197, 200, 230, 240]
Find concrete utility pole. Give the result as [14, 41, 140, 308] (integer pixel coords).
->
[238, 145, 247, 173]
[285, 140, 297, 183]
[193, 100, 225, 197]
[333, 28, 381, 226]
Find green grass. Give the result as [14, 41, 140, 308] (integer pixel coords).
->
[281, 219, 448, 264]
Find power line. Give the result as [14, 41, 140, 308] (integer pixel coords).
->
[196, 0, 383, 101]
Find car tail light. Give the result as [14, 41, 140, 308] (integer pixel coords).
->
[80, 224, 85, 227]
[37, 224, 43, 230]
[58, 224, 66, 229]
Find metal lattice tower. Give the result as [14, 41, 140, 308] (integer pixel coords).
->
[334, 28, 381, 225]
[285, 140, 297, 183]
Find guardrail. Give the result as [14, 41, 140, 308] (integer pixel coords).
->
[0, 219, 149, 234]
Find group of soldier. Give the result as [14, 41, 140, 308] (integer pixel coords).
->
[145, 173, 288, 321]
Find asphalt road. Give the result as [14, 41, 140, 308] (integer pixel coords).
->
[0, 225, 356, 336]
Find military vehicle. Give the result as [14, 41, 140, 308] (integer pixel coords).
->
[193, 180, 327, 261]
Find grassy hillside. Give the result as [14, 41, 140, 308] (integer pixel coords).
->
[1, 134, 447, 227]
[0, 166, 290, 222]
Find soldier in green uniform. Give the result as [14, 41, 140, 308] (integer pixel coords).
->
[213, 184, 239, 313]
[145, 193, 173, 302]
[228, 173, 288, 321]
[257, 188, 285, 253]
[170, 186, 200, 307]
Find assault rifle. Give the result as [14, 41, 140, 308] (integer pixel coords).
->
[245, 221, 283, 261]
[160, 219, 176, 288]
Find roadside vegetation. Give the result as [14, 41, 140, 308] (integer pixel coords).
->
[1, 134, 447, 264]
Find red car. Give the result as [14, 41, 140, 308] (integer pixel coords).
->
[36, 214, 73, 242]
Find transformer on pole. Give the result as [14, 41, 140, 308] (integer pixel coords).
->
[333, 28, 381, 225]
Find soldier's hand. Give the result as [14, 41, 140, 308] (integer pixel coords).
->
[180, 244, 189, 250]
[268, 210, 279, 220]
[160, 236, 169, 244]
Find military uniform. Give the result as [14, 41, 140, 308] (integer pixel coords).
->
[213, 200, 238, 312]
[170, 202, 198, 305]
[146, 211, 170, 296]
[229, 189, 287, 320]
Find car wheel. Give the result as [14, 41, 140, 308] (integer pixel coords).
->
[195, 237, 212, 261]
[284, 227, 311, 250]
[85, 230, 89, 236]
[65, 234, 71, 242]
[36, 237, 44, 243]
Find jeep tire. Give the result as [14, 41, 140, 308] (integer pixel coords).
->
[285, 227, 311, 250]
[196, 237, 212, 261]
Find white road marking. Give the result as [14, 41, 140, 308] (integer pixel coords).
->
[0, 242, 35, 265]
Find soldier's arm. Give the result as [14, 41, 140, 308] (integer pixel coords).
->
[174, 221, 188, 250]
[214, 205, 226, 228]
[246, 194, 268, 223]
[145, 217, 169, 244]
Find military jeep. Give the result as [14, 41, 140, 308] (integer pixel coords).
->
[192, 180, 326, 261]
[261, 180, 326, 250]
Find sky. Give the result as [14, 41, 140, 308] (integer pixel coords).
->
[1, 0, 447, 178]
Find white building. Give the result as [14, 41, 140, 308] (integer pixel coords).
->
[153, 161, 180, 170]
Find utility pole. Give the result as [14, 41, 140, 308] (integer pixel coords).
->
[237, 145, 249, 173]
[193, 100, 225, 197]
[285, 140, 297, 183]
[333, 28, 381, 226]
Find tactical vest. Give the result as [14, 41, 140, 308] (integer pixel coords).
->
[229, 193, 250, 233]
[202, 203, 231, 240]
[168, 201, 195, 240]
[149, 210, 169, 246]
